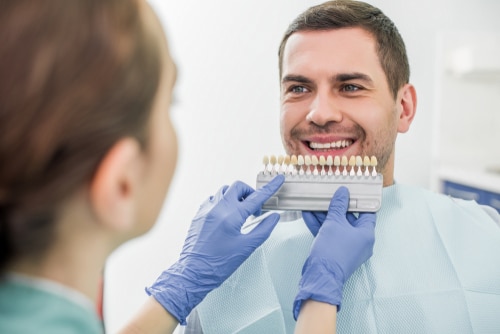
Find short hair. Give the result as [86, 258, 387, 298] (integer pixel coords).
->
[278, 0, 410, 98]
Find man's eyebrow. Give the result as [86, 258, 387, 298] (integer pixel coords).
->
[334, 72, 373, 84]
[282, 73, 374, 85]
[281, 74, 313, 85]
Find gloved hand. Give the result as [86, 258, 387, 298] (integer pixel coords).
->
[146, 175, 285, 325]
[293, 186, 376, 320]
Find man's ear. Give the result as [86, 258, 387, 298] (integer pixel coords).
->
[89, 138, 143, 232]
[397, 83, 417, 133]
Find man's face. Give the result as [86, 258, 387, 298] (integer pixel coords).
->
[280, 27, 406, 184]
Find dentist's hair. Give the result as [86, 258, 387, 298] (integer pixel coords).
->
[0, 0, 161, 273]
[278, 0, 410, 98]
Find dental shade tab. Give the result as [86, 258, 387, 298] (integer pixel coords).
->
[256, 154, 383, 212]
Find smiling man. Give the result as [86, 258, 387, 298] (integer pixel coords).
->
[279, 27, 415, 187]
[182, 1, 500, 333]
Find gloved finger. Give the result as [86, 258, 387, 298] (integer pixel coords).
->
[301, 211, 323, 236]
[209, 185, 230, 203]
[222, 180, 255, 203]
[253, 207, 263, 217]
[243, 212, 281, 246]
[326, 186, 350, 220]
[238, 174, 285, 216]
[350, 212, 377, 229]
[346, 212, 357, 225]
[194, 185, 231, 219]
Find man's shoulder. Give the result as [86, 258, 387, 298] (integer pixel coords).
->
[387, 183, 500, 226]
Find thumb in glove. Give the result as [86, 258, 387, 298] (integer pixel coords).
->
[146, 175, 285, 325]
[293, 186, 376, 320]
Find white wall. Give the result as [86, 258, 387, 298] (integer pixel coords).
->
[103, 1, 500, 332]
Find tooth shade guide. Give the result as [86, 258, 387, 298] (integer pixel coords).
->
[297, 155, 305, 175]
[339, 156, 347, 176]
[297, 155, 304, 166]
[348, 156, 356, 176]
[269, 155, 277, 165]
[262, 155, 269, 172]
[256, 158, 383, 212]
[311, 156, 319, 175]
[277, 155, 284, 173]
[290, 155, 298, 175]
[267, 155, 275, 173]
[319, 156, 326, 175]
[304, 155, 312, 175]
[363, 156, 371, 176]
[262, 155, 270, 174]
[326, 156, 334, 175]
[260, 154, 379, 178]
[370, 156, 378, 176]
[356, 156, 363, 176]
[332, 156, 340, 176]
[283, 155, 291, 174]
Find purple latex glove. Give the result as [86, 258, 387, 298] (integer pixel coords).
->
[146, 175, 284, 325]
[302, 196, 366, 237]
[294, 186, 376, 320]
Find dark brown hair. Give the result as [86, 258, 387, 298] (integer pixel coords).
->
[278, 0, 410, 98]
[0, 0, 161, 272]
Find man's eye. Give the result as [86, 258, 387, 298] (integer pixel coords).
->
[342, 84, 360, 92]
[290, 86, 309, 93]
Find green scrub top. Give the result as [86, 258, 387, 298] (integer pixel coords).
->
[0, 273, 103, 334]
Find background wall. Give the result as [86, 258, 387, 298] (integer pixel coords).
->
[103, 1, 500, 332]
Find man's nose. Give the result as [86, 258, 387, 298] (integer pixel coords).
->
[305, 90, 343, 126]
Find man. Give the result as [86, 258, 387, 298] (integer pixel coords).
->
[182, 1, 500, 333]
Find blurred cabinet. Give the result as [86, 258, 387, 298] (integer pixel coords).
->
[442, 178, 500, 213]
[432, 31, 500, 210]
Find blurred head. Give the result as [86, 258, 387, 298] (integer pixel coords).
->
[277, 0, 416, 186]
[0, 0, 178, 273]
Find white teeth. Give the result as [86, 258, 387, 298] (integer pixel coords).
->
[310, 142, 330, 149]
[309, 140, 353, 150]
